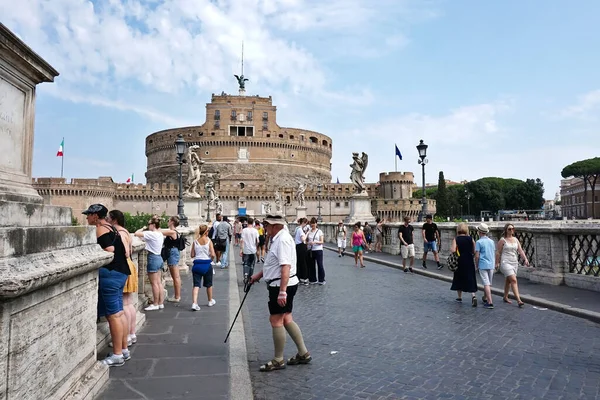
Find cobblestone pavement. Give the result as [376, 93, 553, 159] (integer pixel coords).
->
[240, 251, 600, 400]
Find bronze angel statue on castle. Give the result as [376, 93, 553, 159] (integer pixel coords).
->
[234, 74, 249, 90]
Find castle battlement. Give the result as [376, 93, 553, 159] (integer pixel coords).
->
[379, 172, 415, 183]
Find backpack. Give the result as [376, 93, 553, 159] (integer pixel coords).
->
[176, 233, 188, 251]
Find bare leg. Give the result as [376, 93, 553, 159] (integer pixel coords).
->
[206, 286, 213, 302]
[509, 276, 523, 304]
[359, 251, 364, 267]
[354, 252, 358, 266]
[149, 272, 161, 305]
[457, 290, 462, 299]
[106, 312, 124, 355]
[484, 285, 493, 304]
[192, 287, 200, 304]
[503, 278, 512, 303]
[123, 293, 136, 335]
[120, 313, 129, 351]
[169, 266, 181, 299]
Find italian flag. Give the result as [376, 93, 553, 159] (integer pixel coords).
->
[56, 139, 64, 157]
[126, 174, 134, 184]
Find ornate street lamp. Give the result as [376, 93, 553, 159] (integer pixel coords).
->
[175, 134, 188, 227]
[205, 184, 211, 222]
[416, 139, 428, 222]
[317, 183, 323, 222]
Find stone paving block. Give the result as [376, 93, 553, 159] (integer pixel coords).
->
[242, 250, 600, 400]
[152, 356, 228, 377]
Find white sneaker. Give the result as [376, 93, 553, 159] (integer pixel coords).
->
[208, 299, 216, 307]
[216, 262, 222, 267]
[318, 281, 326, 285]
[211, 261, 216, 266]
[129, 334, 137, 344]
[144, 304, 160, 311]
[158, 304, 164, 309]
[167, 297, 180, 303]
[191, 303, 201, 311]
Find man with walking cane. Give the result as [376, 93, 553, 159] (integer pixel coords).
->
[248, 215, 312, 372]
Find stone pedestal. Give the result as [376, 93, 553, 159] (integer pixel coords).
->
[184, 198, 203, 227]
[345, 192, 375, 224]
[0, 25, 110, 400]
[296, 206, 307, 219]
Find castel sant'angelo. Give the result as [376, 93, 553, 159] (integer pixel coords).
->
[33, 77, 435, 224]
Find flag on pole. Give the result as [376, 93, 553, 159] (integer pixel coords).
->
[336, 177, 340, 184]
[126, 173, 134, 184]
[56, 139, 64, 157]
[395, 144, 402, 160]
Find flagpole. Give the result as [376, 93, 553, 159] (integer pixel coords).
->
[61, 137, 64, 178]
[395, 143, 397, 172]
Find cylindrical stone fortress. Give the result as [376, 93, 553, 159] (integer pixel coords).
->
[145, 94, 332, 186]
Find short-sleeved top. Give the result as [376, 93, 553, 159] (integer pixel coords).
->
[257, 226, 265, 237]
[262, 229, 299, 287]
[211, 221, 220, 239]
[398, 224, 414, 245]
[306, 229, 324, 251]
[335, 225, 346, 239]
[422, 222, 439, 242]
[476, 236, 495, 270]
[143, 231, 164, 255]
[363, 225, 372, 235]
[98, 226, 131, 275]
[241, 227, 259, 254]
[216, 221, 232, 240]
[294, 226, 306, 245]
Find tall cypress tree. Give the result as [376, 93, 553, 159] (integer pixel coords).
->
[437, 171, 448, 217]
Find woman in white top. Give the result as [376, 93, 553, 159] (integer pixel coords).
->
[306, 217, 326, 285]
[135, 216, 165, 311]
[294, 218, 309, 285]
[190, 224, 216, 311]
[496, 223, 530, 308]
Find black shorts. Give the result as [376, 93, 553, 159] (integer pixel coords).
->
[268, 284, 298, 315]
[258, 236, 266, 247]
[214, 238, 227, 252]
[192, 267, 213, 288]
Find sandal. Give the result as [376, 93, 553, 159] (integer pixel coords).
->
[259, 359, 286, 372]
[288, 352, 312, 365]
[503, 297, 512, 304]
[518, 302, 525, 308]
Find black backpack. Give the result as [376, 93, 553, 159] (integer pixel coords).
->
[176, 233, 188, 251]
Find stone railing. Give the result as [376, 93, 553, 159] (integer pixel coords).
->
[291, 221, 600, 292]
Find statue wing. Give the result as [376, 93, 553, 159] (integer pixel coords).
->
[361, 152, 369, 172]
[244, 78, 249, 82]
[234, 74, 240, 81]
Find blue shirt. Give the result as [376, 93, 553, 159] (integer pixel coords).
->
[475, 237, 495, 270]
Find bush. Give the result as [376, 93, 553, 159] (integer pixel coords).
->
[71, 216, 79, 226]
[124, 212, 169, 232]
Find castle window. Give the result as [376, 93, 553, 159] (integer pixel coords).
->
[205, 151, 209, 155]
[239, 182, 245, 189]
[278, 134, 284, 138]
[344, 201, 349, 207]
[266, 134, 271, 138]
[300, 135, 305, 141]
[322, 140, 328, 146]
[231, 110, 237, 120]
[262, 121, 268, 130]
[247, 111, 253, 121]
[309, 136, 318, 144]
[336, 202, 341, 208]
[214, 110, 220, 120]
[291, 153, 295, 158]
[262, 112, 268, 121]
[211, 132, 215, 136]
[214, 120, 220, 129]
[229, 125, 254, 137]
[149, 139, 153, 144]
[199, 132, 204, 136]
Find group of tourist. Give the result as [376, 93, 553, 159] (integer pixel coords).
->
[397, 215, 531, 309]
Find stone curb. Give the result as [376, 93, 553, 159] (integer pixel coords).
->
[325, 246, 600, 324]
[227, 249, 253, 400]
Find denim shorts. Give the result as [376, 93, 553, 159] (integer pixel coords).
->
[167, 247, 180, 266]
[98, 267, 128, 317]
[424, 241, 438, 253]
[147, 253, 164, 273]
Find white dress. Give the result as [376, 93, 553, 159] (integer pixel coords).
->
[499, 238, 519, 277]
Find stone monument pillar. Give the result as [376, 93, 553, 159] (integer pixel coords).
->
[345, 192, 375, 224]
[0, 24, 110, 400]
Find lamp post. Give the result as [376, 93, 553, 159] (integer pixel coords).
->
[317, 183, 323, 222]
[465, 189, 471, 218]
[205, 185, 211, 222]
[175, 133, 188, 227]
[416, 139, 428, 222]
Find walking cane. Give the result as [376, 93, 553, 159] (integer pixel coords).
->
[224, 279, 253, 343]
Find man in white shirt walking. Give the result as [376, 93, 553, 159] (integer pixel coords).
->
[249, 215, 311, 372]
[239, 217, 259, 281]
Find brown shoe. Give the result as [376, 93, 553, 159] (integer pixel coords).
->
[259, 359, 286, 372]
[287, 352, 312, 365]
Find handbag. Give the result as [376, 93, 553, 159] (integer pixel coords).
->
[447, 252, 459, 272]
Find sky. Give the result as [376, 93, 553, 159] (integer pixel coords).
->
[2, 0, 600, 200]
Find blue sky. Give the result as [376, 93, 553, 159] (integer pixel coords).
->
[3, 0, 600, 199]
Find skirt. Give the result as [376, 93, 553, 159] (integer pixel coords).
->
[123, 258, 138, 293]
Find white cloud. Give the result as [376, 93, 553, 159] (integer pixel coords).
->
[557, 89, 600, 121]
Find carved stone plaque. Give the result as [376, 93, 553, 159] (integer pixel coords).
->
[238, 147, 249, 162]
[0, 78, 25, 174]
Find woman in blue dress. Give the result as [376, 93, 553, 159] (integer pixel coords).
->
[450, 223, 478, 306]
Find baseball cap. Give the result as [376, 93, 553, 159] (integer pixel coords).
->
[82, 204, 108, 218]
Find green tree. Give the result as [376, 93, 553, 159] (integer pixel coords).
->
[561, 157, 600, 218]
[436, 171, 448, 217]
[124, 212, 169, 232]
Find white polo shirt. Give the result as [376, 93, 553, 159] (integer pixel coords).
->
[241, 226, 259, 254]
[262, 228, 299, 288]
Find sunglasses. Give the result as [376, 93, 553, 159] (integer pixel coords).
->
[507, 227, 514, 231]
